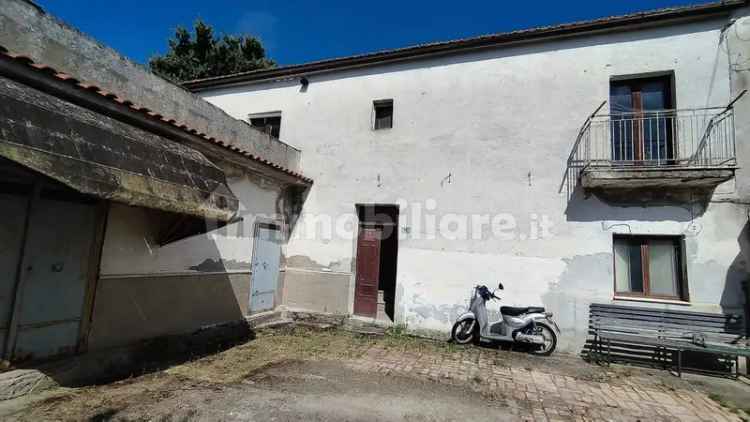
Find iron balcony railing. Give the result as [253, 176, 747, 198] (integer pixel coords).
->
[576, 107, 737, 167]
[560, 91, 746, 196]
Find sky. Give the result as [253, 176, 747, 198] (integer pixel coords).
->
[35, 1, 714, 67]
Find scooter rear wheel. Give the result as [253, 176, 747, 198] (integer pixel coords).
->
[529, 324, 557, 356]
[451, 319, 476, 345]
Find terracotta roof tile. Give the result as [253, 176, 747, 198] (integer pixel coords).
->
[0, 45, 312, 184]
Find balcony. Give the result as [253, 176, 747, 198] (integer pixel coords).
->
[562, 94, 744, 198]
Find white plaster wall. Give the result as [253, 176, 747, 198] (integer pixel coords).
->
[91, 171, 288, 347]
[200, 17, 750, 351]
[100, 173, 286, 276]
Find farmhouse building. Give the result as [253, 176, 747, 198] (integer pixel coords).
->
[0, 0, 748, 367]
[188, 1, 750, 351]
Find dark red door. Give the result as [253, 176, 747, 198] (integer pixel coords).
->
[354, 227, 381, 317]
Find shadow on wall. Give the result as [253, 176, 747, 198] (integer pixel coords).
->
[541, 253, 613, 353]
[564, 186, 708, 223]
[723, 221, 750, 321]
[278, 184, 310, 241]
[86, 206, 251, 352]
[5, 203, 261, 392]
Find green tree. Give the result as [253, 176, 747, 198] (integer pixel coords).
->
[149, 20, 274, 82]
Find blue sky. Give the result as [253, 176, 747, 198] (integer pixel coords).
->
[36, 1, 712, 66]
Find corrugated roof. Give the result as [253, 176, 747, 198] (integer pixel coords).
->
[184, 0, 747, 91]
[0, 45, 313, 184]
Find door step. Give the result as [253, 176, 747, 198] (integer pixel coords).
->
[245, 310, 284, 328]
[343, 316, 392, 335]
[253, 318, 294, 330]
[375, 290, 390, 323]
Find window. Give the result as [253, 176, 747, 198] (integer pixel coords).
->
[610, 75, 674, 164]
[373, 99, 393, 130]
[613, 235, 687, 300]
[249, 112, 282, 138]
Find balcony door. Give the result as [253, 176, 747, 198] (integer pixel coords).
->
[610, 76, 674, 164]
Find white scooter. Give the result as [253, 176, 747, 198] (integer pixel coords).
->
[451, 283, 560, 355]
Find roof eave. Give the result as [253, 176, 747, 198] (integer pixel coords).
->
[183, 0, 746, 92]
[0, 46, 313, 185]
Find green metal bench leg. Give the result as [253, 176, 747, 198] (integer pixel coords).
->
[677, 350, 682, 377]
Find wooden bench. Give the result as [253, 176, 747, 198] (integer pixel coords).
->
[585, 303, 749, 377]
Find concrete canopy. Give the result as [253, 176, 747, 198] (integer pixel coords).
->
[0, 75, 239, 222]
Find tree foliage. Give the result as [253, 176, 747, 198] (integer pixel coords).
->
[149, 20, 274, 82]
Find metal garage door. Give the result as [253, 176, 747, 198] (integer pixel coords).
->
[0, 176, 100, 361]
[11, 197, 97, 360]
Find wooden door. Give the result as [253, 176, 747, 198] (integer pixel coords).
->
[354, 227, 381, 317]
[632, 91, 645, 161]
[610, 76, 673, 164]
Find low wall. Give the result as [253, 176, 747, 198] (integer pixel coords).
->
[282, 268, 351, 315]
[88, 272, 250, 351]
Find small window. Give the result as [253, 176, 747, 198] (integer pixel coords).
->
[249, 112, 282, 138]
[613, 235, 687, 300]
[373, 99, 393, 130]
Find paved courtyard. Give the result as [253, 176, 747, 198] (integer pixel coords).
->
[0, 326, 747, 421]
[348, 345, 746, 421]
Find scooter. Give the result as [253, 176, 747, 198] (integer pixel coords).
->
[451, 283, 560, 355]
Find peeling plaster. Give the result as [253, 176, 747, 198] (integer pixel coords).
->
[396, 247, 566, 338]
[285, 254, 352, 273]
[188, 258, 252, 272]
[541, 253, 614, 351]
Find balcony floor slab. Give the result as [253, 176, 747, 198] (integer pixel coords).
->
[581, 166, 736, 190]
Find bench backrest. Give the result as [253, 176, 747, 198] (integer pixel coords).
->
[589, 303, 745, 345]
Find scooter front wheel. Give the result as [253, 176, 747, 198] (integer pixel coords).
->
[451, 319, 477, 345]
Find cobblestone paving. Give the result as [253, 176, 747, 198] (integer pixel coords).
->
[346, 346, 742, 422]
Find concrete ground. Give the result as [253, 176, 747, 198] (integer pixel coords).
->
[0, 326, 748, 421]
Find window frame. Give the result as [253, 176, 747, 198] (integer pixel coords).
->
[612, 234, 689, 301]
[372, 99, 394, 130]
[609, 74, 675, 112]
[609, 73, 676, 164]
[248, 111, 282, 138]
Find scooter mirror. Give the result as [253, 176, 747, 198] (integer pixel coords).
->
[497, 282, 504, 290]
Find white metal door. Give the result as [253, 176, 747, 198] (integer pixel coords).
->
[249, 225, 281, 313]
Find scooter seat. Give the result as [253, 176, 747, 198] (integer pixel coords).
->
[501, 306, 545, 316]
